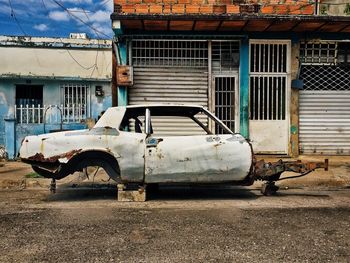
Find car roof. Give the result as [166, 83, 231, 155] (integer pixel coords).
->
[117, 104, 205, 117]
[124, 104, 205, 109]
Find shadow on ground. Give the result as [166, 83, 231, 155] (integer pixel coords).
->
[46, 184, 259, 202]
[45, 184, 331, 202]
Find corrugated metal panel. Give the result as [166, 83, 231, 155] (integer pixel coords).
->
[129, 66, 209, 136]
[299, 90, 350, 155]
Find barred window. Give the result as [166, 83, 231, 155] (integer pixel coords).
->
[300, 41, 337, 65]
[300, 41, 350, 90]
[60, 84, 90, 122]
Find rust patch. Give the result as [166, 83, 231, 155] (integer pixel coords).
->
[177, 157, 191, 163]
[157, 153, 165, 159]
[27, 149, 82, 163]
[254, 159, 329, 181]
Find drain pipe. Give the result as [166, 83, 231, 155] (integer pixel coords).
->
[314, 0, 319, 15]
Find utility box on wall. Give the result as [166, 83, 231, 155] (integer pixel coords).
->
[117, 66, 133, 87]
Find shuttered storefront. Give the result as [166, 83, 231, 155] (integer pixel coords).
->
[129, 39, 209, 135]
[299, 62, 350, 155]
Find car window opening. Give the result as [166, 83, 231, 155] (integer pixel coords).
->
[119, 106, 233, 136]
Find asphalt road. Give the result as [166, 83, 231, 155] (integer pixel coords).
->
[0, 186, 349, 263]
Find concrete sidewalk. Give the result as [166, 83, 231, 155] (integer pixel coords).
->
[0, 156, 349, 190]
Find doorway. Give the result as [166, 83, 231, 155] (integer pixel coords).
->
[249, 40, 291, 154]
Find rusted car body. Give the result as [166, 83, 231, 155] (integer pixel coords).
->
[20, 104, 327, 195]
[20, 105, 254, 184]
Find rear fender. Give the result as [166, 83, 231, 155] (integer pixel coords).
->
[62, 150, 121, 182]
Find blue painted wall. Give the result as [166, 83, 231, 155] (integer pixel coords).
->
[239, 37, 250, 139]
[0, 79, 15, 146]
[117, 40, 128, 106]
[0, 78, 112, 158]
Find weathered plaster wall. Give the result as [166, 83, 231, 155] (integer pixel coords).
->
[0, 80, 15, 146]
[0, 47, 112, 80]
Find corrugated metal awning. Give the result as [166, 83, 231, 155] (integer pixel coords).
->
[111, 14, 350, 33]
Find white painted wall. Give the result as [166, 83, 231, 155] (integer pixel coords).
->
[0, 37, 112, 80]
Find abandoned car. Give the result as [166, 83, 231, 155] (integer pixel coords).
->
[20, 104, 327, 195]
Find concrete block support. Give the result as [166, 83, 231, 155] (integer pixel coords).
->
[117, 184, 146, 202]
[239, 37, 250, 139]
[4, 118, 16, 160]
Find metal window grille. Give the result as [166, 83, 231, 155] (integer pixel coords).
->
[300, 65, 350, 91]
[131, 39, 208, 67]
[215, 77, 236, 133]
[15, 104, 44, 124]
[212, 41, 240, 73]
[61, 84, 90, 122]
[250, 76, 286, 120]
[15, 104, 86, 124]
[250, 43, 288, 73]
[300, 41, 338, 65]
[249, 41, 289, 121]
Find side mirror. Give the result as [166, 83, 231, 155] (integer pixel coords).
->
[145, 108, 152, 136]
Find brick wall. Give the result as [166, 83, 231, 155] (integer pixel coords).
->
[114, 0, 315, 15]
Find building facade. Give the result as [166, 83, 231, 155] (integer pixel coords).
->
[0, 36, 113, 159]
[111, 0, 350, 156]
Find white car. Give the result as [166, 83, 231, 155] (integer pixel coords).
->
[20, 104, 327, 195]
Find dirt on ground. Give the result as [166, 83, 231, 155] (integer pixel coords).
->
[0, 186, 349, 263]
[0, 160, 349, 262]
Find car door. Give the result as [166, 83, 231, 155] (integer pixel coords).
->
[144, 109, 252, 184]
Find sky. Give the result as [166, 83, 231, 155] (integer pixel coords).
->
[0, 0, 113, 39]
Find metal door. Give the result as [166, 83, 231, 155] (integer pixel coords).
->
[299, 65, 350, 155]
[249, 40, 291, 154]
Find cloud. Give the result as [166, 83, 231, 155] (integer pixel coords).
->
[48, 10, 70, 21]
[61, 0, 93, 4]
[0, 0, 114, 38]
[89, 22, 112, 36]
[34, 23, 49, 31]
[89, 10, 110, 23]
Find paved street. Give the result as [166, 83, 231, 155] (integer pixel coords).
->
[0, 185, 349, 262]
